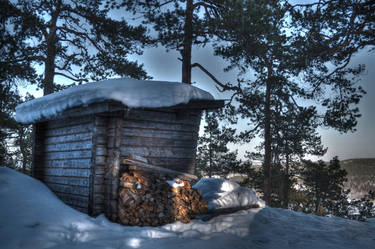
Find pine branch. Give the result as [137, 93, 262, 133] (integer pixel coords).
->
[54, 72, 87, 83]
[189, 60, 241, 93]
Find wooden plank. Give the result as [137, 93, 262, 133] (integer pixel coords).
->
[95, 156, 106, 165]
[122, 127, 197, 140]
[44, 132, 92, 145]
[104, 115, 123, 221]
[94, 176, 104, 185]
[44, 176, 90, 187]
[95, 145, 107, 156]
[41, 168, 91, 177]
[32, 122, 46, 180]
[44, 158, 91, 168]
[95, 126, 107, 136]
[96, 135, 107, 145]
[94, 116, 108, 126]
[94, 194, 104, 204]
[45, 123, 93, 137]
[127, 154, 148, 163]
[122, 109, 201, 125]
[89, 115, 107, 216]
[94, 184, 105, 194]
[121, 136, 196, 148]
[147, 157, 194, 166]
[123, 159, 197, 180]
[44, 150, 92, 160]
[120, 146, 195, 159]
[95, 166, 105, 175]
[123, 119, 197, 132]
[146, 157, 195, 173]
[45, 115, 93, 129]
[46, 183, 90, 196]
[44, 140, 92, 152]
[72, 206, 89, 213]
[55, 192, 89, 209]
[172, 99, 225, 110]
[54, 192, 90, 206]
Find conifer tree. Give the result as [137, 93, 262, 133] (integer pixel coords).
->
[196, 111, 240, 178]
[213, 0, 368, 205]
[1, 0, 149, 95]
[0, 84, 19, 167]
[301, 157, 349, 216]
[122, 0, 223, 84]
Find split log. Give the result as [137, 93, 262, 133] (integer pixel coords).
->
[117, 169, 207, 226]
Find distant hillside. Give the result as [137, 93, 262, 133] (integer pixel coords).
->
[340, 158, 375, 200]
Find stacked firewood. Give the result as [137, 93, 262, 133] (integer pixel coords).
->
[118, 170, 207, 226]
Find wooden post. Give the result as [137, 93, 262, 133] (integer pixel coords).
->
[31, 122, 46, 180]
[104, 113, 124, 221]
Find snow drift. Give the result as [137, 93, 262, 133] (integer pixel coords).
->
[15, 78, 214, 124]
[1, 167, 374, 249]
[193, 178, 265, 210]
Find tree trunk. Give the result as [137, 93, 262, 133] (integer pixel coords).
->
[263, 65, 272, 205]
[43, 0, 61, 95]
[43, 49, 56, 95]
[282, 154, 290, 208]
[181, 0, 193, 84]
[208, 131, 213, 177]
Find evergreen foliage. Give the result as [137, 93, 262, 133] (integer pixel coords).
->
[295, 157, 375, 221]
[301, 157, 349, 215]
[196, 111, 240, 178]
[1, 0, 149, 95]
[212, 0, 370, 204]
[122, 0, 223, 83]
[0, 84, 32, 172]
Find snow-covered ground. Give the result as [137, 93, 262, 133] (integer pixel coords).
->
[1, 167, 374, 249]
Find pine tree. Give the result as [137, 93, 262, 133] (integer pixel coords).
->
[301, 157, 349, 216]
[0, 84, 19, 167]
[212, 0, 368, 205]
[1, 0, 149, 95]
[196, 111, 240, 178]
[0, 84, 32, 171]
[122, 0, 223, 84]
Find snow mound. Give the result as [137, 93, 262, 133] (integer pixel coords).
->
[193, 178, 265, 210]
[15, 78, 214, 124]
[1, 167, 375, 249]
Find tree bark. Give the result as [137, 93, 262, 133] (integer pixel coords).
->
[282, 154, 290, 208]
[263, 65, 272, 205]
[43, 0, 61, 95]
[43, 44, 56, 95]
[181, 0, 193, 84]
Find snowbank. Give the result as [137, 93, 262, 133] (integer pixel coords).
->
[15, 78, 214, 124]
[193, 178, 265, 210]
[1, 167, 374, 249]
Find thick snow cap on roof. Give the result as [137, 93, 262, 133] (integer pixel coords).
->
[15, 78, 215, 124]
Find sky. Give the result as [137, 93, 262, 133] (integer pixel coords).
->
[123, 45, 374, 162]
[18, 4, 375, 162]
[21, 44, 374, 162]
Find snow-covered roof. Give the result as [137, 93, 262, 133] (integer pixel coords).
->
[15, 78, 216, 124]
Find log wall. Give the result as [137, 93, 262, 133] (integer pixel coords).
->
[32, 115, 94, 213]
[31, 104, 203, 219]
[120, 109, 202, 174]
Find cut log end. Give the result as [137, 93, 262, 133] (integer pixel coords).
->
[117, 170, 207, 226]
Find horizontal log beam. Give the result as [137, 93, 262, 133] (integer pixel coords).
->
[123, 159, 197, 180]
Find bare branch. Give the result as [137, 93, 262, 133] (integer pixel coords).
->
[189, 60, 240, 92]
[54, 72, 87, 83]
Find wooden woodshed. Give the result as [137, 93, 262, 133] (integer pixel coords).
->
[15, 78, 223, 219]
